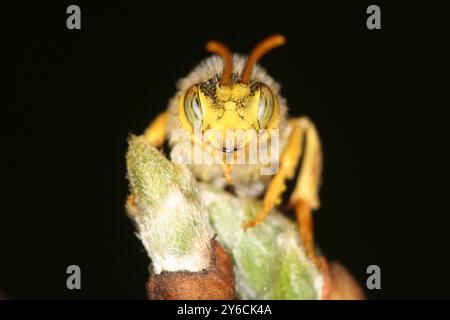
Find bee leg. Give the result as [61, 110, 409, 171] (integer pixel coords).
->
[221, 163, 234, 185]
[242, 117, 322, 267]
[143, 111, 169, 148]
[242, 120, 305, 229]
[125, 193, 139, 217]
[289, 117, 322, 267]
[295, 199, 319, 267]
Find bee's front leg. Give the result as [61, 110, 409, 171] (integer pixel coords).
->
[289, 118, 322, 267]
[143, 111, 169, 148]
[243, 117, 322, 266]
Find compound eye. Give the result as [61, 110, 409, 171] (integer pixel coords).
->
[257, 84, 275, 128]
[183, 85, 203, 130]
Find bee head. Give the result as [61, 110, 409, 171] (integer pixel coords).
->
[179, 35, 286, 153]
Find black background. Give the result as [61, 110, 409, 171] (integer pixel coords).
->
[4, 1, 450, 299]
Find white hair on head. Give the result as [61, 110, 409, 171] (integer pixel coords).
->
[177, 54, 281, 95]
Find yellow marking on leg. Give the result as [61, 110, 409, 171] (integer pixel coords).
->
[243, 117, 323, 269]
[290, 117, 322, 268]
[295, 199, 319, 267]
[221, 163, 234, 185]
[143, 111, 169, 148]
[125, 193, 139, 217]
[242, 123, 304, 229]
[288, 117, 322, 209]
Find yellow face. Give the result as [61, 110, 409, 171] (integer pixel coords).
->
[178, 81, 280, 153]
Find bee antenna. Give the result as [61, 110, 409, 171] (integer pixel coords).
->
[240, 35, 286, 85]
[206, 41, 233, 86]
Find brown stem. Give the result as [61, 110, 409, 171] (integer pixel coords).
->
[147, 239, 235, 300]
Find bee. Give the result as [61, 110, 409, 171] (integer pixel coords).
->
[140, 35, 323, 265]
